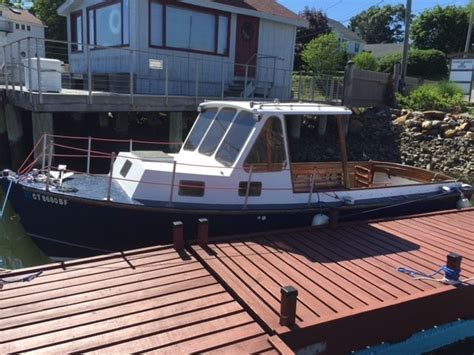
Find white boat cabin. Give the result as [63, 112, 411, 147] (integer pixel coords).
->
[113, 101, 454, 209]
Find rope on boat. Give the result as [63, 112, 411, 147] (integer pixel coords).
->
[29, 233, 114, 254]
[397, 266, 473, 285]
[0, 271, 43, 286]
[0, 179, 13, 221]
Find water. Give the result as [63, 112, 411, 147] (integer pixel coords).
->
[0, 186, 50, 270]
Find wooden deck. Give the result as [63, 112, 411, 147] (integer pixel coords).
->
[192, 209, 474, 353]
[0, 246, 290, 354]
[1, 209, 473, 354]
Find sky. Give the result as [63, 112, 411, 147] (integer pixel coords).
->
[279, 0, 470, 23]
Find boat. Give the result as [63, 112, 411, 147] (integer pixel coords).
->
[1, 101, 472, 258]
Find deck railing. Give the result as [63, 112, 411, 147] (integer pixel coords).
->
[2, 37, 300, 104]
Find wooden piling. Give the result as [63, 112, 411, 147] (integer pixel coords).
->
[447, 253, 462, 271]
[280, 286, 298, 326]
[198, 218, 209, 247]
[173, 221, 184, 252]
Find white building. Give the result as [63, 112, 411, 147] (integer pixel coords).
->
[328, 18, 365, 56]
[57, 0, 307, 99]
[0, 5, 45, 65]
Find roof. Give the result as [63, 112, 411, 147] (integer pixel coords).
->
[58, 0, 307, 27]
[211, 0, 302, 22]
[201, 101, 353, 115]
[364, 43, 404, 58]
[328, 18, 364, 43]
[0, 6, 44, 27]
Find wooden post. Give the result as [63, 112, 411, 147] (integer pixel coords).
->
[329, 209, 339, 230]
[342, 61, 355, 107]
[107, 152, 115, 201]
[280, 286, 298, 326]
[198, 218, 209, 247]
[173, 221, 184, 252]
[336, 116, 350, 188]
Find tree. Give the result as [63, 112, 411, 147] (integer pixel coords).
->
[353, 52, 378, 71]
[349, 5, 406, 44]
[378, 49, 448, 80]
[294, 7, 330, 70]
[301, 33, 347, 74]
[29, 0, 67, 42]
[411, 5, 469, 54]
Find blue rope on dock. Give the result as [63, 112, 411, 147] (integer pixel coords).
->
[397, 266, 460, 282]
[0, 179, 13, 221]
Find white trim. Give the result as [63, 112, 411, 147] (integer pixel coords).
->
[179, 0, 308, 28]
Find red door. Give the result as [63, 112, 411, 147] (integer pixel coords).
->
[234, 15, 259, 77]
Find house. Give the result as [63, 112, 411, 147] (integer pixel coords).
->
[0, 6, 45, 66]
[327, 18, 365, 56]
[57, 0, 307, 99]
[364, 43, 403, 58]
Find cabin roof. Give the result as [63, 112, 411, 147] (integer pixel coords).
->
[200, 101, 353, 116]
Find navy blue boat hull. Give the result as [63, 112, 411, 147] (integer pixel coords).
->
[3, 180, 463, 258]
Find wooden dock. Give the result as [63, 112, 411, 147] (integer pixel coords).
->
[1, 209, 473, 354]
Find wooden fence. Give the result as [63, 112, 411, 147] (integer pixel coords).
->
[343, 62, 436, 108]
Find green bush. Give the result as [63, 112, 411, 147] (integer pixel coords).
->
[379, 49, 448, 80]
[301, 33, 347, 74]
[353, 52, 379, 71]
[396, 81, 467, 112]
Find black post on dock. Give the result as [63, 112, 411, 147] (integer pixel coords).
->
[198, 218, 209, 247]
[173, 221, 184, 252]
[280, 286, 298, 326]
[447, 253, 462, 271]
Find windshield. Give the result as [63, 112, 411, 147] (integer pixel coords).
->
[216, 111, 256, 167]
[199, 108, 237, 156]
[183, 108, 218, 151]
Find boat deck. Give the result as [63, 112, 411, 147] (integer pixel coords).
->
[1, 209, 473, 353]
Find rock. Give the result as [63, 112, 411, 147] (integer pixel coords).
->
[411, 111, 424, 119]
[422, 110, 445, 120]
[448, 119, 458, 127]
[431, 120, 442, 129]
[465, 131, 474, 140]
[459, 122, 470, 131]
[393, 114, 408, 125]
[406, 118, 421, 128]
[351, 120, 364, 132]
[444, 129, 457, 138]
[421, 121, 433, 130]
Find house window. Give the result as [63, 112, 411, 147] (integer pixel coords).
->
[15, 23, 19, 29]
[354, 43, 360, 53]
[71, 11, 83, 52]
[27, 25, 31, 31]
[21, 24, 25, 30]
[244, 116, 286, 172]
[87, 0, 129, 47]
[149, 0, 230, 56]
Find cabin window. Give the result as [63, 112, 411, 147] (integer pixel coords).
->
[183, 108, 218, 151]
[238, 182, 262, 197]
[178, 181, 205, 197]
[198, 108, 236, 156]
[120, 160, 132, 177]
[149, 1, 230, 56]
[216, 111, 256, 167]
[245, 116, 286, 172]
[87, 0, 129, 47]
[71, 11, 83, 52]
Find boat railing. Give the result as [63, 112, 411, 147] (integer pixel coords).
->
[18, 134, 303, 208]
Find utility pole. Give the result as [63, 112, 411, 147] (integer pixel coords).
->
[400, 0, 412, 93]
[465, 0, 474, 54]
